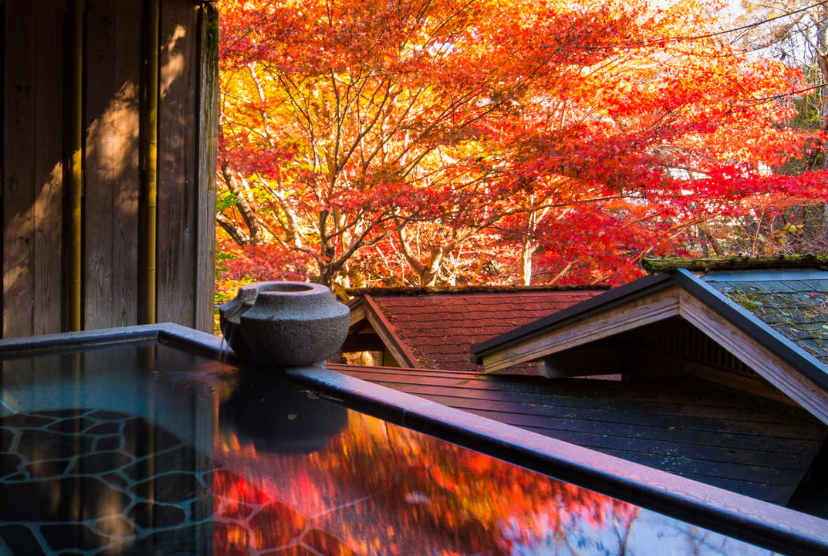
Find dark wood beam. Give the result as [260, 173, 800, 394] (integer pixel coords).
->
[341, 334, 386, 353]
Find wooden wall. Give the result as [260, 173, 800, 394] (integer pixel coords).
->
[0, 0, 217, 338]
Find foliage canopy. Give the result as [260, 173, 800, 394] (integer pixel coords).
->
[216, 0, 827, 293]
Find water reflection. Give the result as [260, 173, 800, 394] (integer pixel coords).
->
[215, 388, 776, 556]
[220, 375, 347, 454]
[0, 345, 779, 555]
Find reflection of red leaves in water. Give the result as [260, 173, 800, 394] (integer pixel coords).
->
[249, 502, 307, 548]
[219, 500, 255, 520]
[214, 412, 636, 555]
[216, 469, 270, 505]
[302, 529, 357, 556]
[261, 546, 322, 556]
[213, 469, 358, 555]
[214, 522, 250, 556]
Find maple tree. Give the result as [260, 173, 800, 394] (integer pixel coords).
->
[685, 1, 828, 258]
[216, 0, 827, 291]
[734, 0, 828, 151]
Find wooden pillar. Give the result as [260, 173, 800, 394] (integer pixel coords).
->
[157, 0, 199, 328]
[1, 0, 217, 338]
[195, 1, 218, 332]
[3, 1, 37, 338]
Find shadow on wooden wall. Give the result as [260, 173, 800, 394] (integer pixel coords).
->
[1, 0, 217, 338]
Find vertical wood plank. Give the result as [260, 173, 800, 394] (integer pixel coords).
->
[33, 0, 67, 335]
[157, 0, 199, 327]
[195, 3, 218, 333]
[0, 1, 5, 338]
[84, 0, 117, 329]
[2, 0, 36, 338]
[113, 0, 142, 327]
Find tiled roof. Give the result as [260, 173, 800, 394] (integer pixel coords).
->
[364, 291, 601, 372]
[704, 270, 828, 366]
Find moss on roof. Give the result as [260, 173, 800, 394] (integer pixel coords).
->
[642, 255, 828, 274]
[706, 273, 828, 366]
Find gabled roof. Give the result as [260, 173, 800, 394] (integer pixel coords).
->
[471, 263, 828, 424]
[347, 287, 604, 372]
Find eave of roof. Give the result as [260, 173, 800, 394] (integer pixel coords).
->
[346, 284, 609, 297]
[471, 273, 674, 361]
[348, 295, 419, 367]
[673, 268, 828, 391]
[472, 268, 828, 393]
[642, 255, 828, 273]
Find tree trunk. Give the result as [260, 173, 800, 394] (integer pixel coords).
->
[221, 163, 265, 246]
[217, 213, 250, 246]
[519, 241, 535, 286]
[805, 19, 828, 171]
[417, 250, 444, 286]
[699, 225, 723, 256]
[519, 206, 539, 286]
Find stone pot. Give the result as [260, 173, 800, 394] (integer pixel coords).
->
[219, 281, 350, 367]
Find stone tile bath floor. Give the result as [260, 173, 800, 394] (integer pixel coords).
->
[0, 408, 345, 556]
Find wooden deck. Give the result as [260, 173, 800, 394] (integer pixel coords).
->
[331, 364, 827, 506]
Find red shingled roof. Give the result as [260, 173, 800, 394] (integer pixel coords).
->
[354, 290, 602, 372]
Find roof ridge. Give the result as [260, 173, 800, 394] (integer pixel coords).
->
[361, 295, 421, 367]
[347, 285, 610, 296]
[642, 255, 828, 274]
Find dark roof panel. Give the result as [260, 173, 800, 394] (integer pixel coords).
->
[332, 364, 827, 506]
[471, 268, 828, 393]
